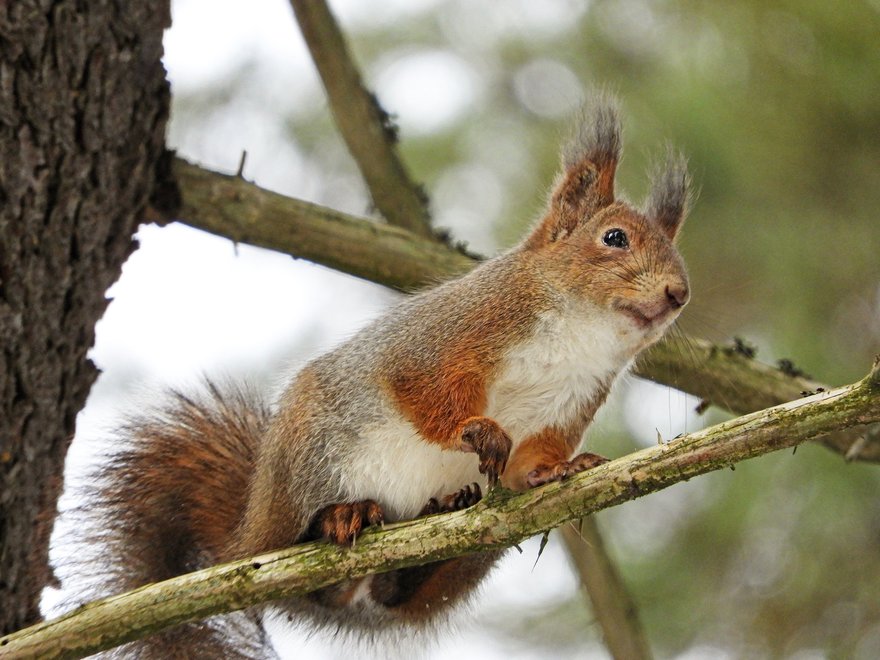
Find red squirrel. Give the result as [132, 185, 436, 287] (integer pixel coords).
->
[85, 96, 691, 657]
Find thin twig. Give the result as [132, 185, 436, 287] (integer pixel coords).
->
[236, 150, 247, 179]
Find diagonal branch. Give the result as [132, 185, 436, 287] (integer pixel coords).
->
[289, 0, 434, 238]
[560, 518, 652, 660]
[3, 370, 878, 658]
[168, 158, 880, 464]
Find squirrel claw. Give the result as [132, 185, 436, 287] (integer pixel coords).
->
[312, 500, 385, 546]
[526, 452, 608, 488]
[459, 417, 512, 487]
[419, 483, 482, 516]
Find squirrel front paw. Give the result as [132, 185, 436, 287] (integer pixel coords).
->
[420, 482, 482, 516]
[458, 417, 512, 486]
[526, 451, 608, 488]
[310, 500, 385, 546]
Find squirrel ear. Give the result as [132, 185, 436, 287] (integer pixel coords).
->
[645, 147, 691, 240]
[527, 95, 621, 247]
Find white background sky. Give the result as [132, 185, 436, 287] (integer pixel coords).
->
[49, 1, 707, 658]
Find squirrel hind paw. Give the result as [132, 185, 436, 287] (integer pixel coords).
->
[526, 452, 609, 489]
[312, 500, 385, 546]
[419, 482, 482, 516]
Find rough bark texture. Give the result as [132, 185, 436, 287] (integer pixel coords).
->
[0, 0, 170, 634]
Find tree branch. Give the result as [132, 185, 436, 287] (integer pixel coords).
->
[3, 370, 878, 658]
[171, 158, 472, 291]
[642, 335, 880, 461]
[288, 0, 434, 238]
[560, 518, 652, 660]
[169, 158, 880, 464]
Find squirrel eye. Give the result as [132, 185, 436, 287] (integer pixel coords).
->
[602, 228, 629, 249]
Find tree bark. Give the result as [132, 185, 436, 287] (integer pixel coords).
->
[0, 1, 170, 634]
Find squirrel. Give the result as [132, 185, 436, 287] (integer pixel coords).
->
[80, 95, 691, 658]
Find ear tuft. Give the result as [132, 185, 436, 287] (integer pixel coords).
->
[527, 94, 622, 248]
[645, 146, 691, 239]
[562, 92, 622, 174]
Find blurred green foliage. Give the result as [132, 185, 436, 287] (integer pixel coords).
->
[171, 0, 880, 656]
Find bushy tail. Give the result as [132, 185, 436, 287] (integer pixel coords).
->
[72, 383, 275, 658]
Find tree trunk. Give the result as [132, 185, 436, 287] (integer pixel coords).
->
[0, 1, 170, 634]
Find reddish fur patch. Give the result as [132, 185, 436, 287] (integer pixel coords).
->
[386, 277, 539, 446]
[502, 379, 610, 491]
[391, 347, 488, 445]
[502, 426, 573, 491]
[97, 386, 268, 594]
[527, 155, 618, 249]
[387, 263, 619, 486]
[595, 162, 616, 206]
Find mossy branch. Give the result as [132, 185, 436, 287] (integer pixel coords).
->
[3, 370, 878, 659]
[168, 158, 880, 464]
[288, 0, 434, 238]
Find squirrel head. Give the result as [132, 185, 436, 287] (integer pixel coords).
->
[524, 95, 691, 344]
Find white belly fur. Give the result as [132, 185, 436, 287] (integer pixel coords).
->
[341, 301, 634, 521]
[342, 416, 483, 521]
[485, 302, 630, 440]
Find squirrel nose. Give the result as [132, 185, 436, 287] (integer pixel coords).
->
[665, 282, 689, 309]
